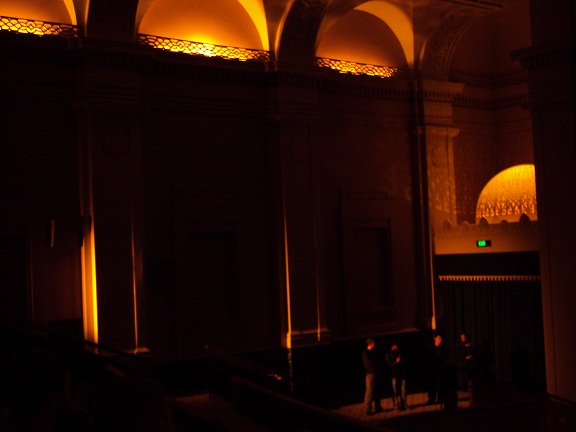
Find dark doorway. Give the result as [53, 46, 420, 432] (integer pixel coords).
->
[0, 235, 29, 322]
[434, 253, 546, 395]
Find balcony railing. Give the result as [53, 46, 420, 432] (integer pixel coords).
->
[0, 15, 80, 38]
[316, 57, 400, 79]
[138, 34, 271, 63]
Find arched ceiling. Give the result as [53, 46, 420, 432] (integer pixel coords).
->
[138, 0, 264, 50]
[450, 0, 531, 78]
[0, 0, 75, 24]
[354, 1, 413, 66]
[316, 9, 407, 68]
[0, 0, 532, 79]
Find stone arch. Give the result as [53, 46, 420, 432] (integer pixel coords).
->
[418, 6, 491, 80]
[449, 1, 531, 82]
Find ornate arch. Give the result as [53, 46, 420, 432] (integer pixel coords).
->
[419, 4, 498, 79]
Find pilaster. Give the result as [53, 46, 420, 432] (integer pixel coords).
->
[412, 78, 463, 330]
[76, 44, 147, 353]
[269, 71, 329, 348]
[514, 15, 576, 402]
[416, 79, 463, 230]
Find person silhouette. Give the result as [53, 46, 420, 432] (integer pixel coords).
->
[427, 333, 448, 405]
[386, 340, 407, 410]
[362, 338, 384, 415]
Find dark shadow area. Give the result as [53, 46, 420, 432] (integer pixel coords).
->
[0, 319, 571, 432]
[380, 398, 545, 432]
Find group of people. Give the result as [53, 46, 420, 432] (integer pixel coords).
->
[363, 337, 407, 415]
[362, 332, 484, 415]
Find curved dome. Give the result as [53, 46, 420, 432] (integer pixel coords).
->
[316, 10, 407, 68]
[476, 164, 537, 224]
[138, 0, 264, 50]
[0, 0, 73, 24]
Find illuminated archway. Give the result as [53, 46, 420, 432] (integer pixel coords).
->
[138, 0, 268, 51]
[316, 1, 411, 69]
[476, 164, 537, 224]
[0, 0, 76, 24]
[355, 1, 413, 67]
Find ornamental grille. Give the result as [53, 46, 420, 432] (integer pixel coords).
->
[476, 165, 537, 224]
[0, 17, 402, 80]
[316, 57, 399, 78]
[0, 16, 80, 38]
[138, 34, 271, 63]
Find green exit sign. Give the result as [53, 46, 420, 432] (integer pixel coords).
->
[476, 239, 492, 247]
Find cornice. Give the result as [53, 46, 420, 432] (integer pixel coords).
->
[340, 189, 396, 201]
[440, 0, 503, 11]
[439, 275, 540, 281]
[454, 94, 529, 110]
[450, 72, 527, 89]
[512, 38, 575, 70]
[318, 71, 411, 100]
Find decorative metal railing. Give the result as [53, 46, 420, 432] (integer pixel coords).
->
[138, 34, 271, 63]
[0, 15, 80, 38]
[0, 18, 402, 80]
[315, 57, 399, 78]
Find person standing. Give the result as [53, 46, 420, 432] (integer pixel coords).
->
[459, 332, 483, 407]
[426, 333, 449, 405]
[362, 338, 384, 415]
[386, 340, 407, 410]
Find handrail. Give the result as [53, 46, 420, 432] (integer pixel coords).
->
[204, 344, 288, 383]
[0, 315, 143, 360]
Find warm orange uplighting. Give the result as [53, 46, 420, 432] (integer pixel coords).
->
[81, 221, 99, 345]
[316, 57, 399, 78]
[355, 2, 414, 67]
[138, 34, 271, 63]
[476, 164, 537, 224]
[0, 15, 79, 37]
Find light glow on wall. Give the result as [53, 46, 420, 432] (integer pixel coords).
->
[81, 222, 99, 345]
[235, 0, 268, 51]
[476, 164, 537, 224]
[355, 1, 413, 67]
[61, 0, 76, 25]
[138, 0, 265, 52]
[0, 0, 75, 24]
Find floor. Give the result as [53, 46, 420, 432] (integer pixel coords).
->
[177, 393, 271, 432]
[332, 391, 470, 427]
[177, 391, 470, 432]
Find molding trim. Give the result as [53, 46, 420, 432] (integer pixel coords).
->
[439, 275, 541, 282]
